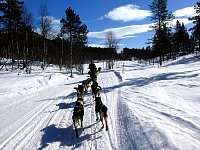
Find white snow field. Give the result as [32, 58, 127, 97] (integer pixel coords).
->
[0, 54, 200, 150]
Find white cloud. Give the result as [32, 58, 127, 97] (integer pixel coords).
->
[173, 7, 196, 18]
[89, 6, 196, 48]
[88, 17, 193, 41]
[48, 16, 61, 36]
[51, 17, 61, 25]
[88, 23, 153, 39]
[120, 35, 137, 39]
[104, 4, 152, 22]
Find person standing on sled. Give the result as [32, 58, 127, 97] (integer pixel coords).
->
[89, 60, 96, 72]
[88, 60, 97, 82]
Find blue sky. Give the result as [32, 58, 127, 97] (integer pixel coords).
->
[25, 0, 198, 51]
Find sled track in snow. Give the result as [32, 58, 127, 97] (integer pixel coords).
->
[81, 86, 102, 150]
[0, 88, 73, 150]
[84, 93, 94, 150]
[89, 94, 96, 150]
[98, 71, 118, 150]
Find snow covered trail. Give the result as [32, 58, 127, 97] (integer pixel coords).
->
[60, 70, 120, 150]
[94, 70, 119, 150]
[0, 69, 120, 150]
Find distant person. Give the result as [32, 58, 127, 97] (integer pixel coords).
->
[88, 60, 97, 81]
[89, 60, 96, 72]
[80, 62, 84, 74]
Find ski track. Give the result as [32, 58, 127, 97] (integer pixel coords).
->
[0, 87, 74, 150]
[117, 91, 178, 150]
[0, 75, 84, 150]
[113, 69, 177, 150]
[121, 86, 200, 141]
[0, 71, 120, 150]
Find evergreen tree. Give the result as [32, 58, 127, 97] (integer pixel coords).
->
[21, 4, 33, 73]
[173, 20, 189, 57]
[189, 2, 200, 54]
[60, 7, 88, 77]
[149, 0, 173, 66]
[0, 0, 23, 30]
[0, 0, 24, 70]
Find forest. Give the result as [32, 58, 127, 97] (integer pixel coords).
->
[0, 0, 200, 73]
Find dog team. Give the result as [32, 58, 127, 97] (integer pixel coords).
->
[72, 61, 108, 138]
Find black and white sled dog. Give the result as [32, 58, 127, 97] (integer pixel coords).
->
[72, 98, 84, 138]
[94, 96, 108, 131]
[74, 84, 85, 99]
[91, 81, 102, 98]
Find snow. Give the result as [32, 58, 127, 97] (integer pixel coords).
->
[0, 54, 200, 150]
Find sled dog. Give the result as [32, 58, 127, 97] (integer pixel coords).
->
[94, 96, 108, 131]
[72, 100, 84, 138]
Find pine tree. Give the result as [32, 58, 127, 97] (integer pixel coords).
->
[21, 4, 33, 73]
[149, 0, 173, 66]
[60, 7, 88, 77]
[189, 2, 200, 54]
[0, 0, 24, 70]
[173, 20, 189, 57]
[0, 0, 23, 30]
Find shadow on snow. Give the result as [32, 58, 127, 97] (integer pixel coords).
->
[38, 122, 101, 150]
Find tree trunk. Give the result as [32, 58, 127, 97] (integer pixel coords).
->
[70, 39, 73, 77]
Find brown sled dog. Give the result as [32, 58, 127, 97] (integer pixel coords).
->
[82, 78, 91, 92]
[94, 96, 108, 131]
[72, 99, 84, 138]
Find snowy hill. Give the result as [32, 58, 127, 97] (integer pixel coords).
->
[0, 54, 200, 150]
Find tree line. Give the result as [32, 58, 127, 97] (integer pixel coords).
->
[1, 0, 200, 74]
[0, 0, 118, 74]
